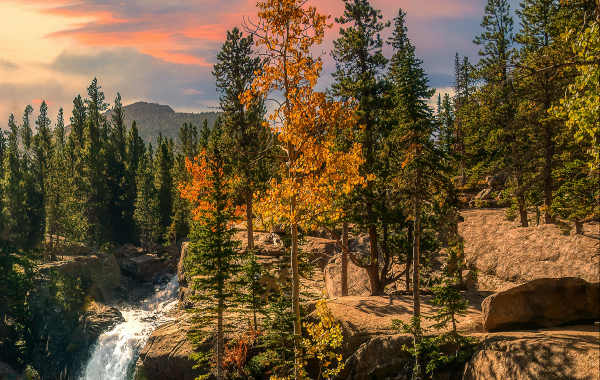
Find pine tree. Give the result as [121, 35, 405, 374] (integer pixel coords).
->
[236, 251, 267, 329]
[45, 108, 66, 250]
[83, 78, 110, 244]
[213, 27, 272, 251]
[452, 54, 474, 185]
[473, 0, 535, 227]
[106, 93, 132, 243]
[2, 114, 27, 246]
[514, 0, 563, 223]
[63, 95, 91, 243]
[154, 135, 174, 243]
[126, 120, 146, 243]
[168, 123, 198, 244]
[180, 125, 241, 380]
[134, 150, 161, 249]
[387, 9, 440, 379]
[22, 105, 44, 248]
[33, 101, 53, 246]
[438, 94, 455, 156]
[331, 0, 408, 297]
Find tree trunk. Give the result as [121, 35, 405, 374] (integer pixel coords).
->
[246, 196, 254, 251]
[341, 222, 349, 297]
[367, 225, 384, 295]
[574, 220, 584, 235]
[516, 174, 529, 227]
[543, 123, 554, 224]
[405, 222, 413, 292]
[518, 200, 528, 227]
[217, 288, 224, 380]
[412, 196, 422, 380]
[291, 215, 301, 378]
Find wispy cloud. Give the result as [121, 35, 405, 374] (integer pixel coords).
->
[1, 0, 521, 124]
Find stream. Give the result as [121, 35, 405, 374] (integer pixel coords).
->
[79, 275, 179, 380]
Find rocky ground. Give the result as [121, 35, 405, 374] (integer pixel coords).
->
[9, 208, 595, 379]
[134, 209, 600, 380]
[459, 208, 599, 291]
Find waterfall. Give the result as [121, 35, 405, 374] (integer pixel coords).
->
[79, 275, 179, 380]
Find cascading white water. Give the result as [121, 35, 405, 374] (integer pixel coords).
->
[80, 275, 179, 380]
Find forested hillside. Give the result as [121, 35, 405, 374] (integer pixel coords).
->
[104, 102, 220, 143]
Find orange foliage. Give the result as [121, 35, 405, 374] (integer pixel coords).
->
[243, 0, 367, 230]
[222, 326, 262, 376]
[179, 151, 245, 221]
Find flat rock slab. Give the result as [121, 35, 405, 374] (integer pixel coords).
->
[464, 325, 600, 380]
[482, 277, 600, 331]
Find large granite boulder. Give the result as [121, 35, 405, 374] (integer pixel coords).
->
[482, 278, 600, 331]
[38, 252, 121, 302]
[122, 254, 166, 282]
[324, 254, 371, 297]
[459, 209, 600, 292]
[81, 301, 124, 342]
[463, 327, 600, 380]
[339, 334, 412, 380]
[134, 318, 203, 380]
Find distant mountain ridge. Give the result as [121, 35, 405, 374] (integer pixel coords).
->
[108, 101, 220, 143]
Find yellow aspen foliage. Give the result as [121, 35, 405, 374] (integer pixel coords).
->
[243, 0, 366, 232]
[301, 299, 345, 379]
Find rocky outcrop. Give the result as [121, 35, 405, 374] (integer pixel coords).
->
[340, 334, 412, 380]
[482, 278, 600, 331]
[81, 301, 124, 342]
[324, 254, 371, 297]
[463, 327, 600, 380]
[134, 316, 202, 380]
[459, 209, 600, 291]
[121, 254, 166, 282]
[39, 252, 121, 302]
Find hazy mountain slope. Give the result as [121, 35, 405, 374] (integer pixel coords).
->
[108, 102, 220, 142]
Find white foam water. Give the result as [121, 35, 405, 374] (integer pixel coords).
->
[79, 275, 179, 380]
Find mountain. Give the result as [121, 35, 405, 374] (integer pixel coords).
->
[108, 102, 220, 143]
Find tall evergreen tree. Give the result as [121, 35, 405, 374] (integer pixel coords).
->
[387, 9, 443, 379]
[32, 101, 53, 245]
[180, 125, 241, 380]
[2, 114, 27, 246]
[213, 27, 272, 251]
[168, 123, 199, 243]
[154, 135, 174, 243]
[515, 0, 563, 223]
[127, 121, 146, 243]
[106, 93, 132, 243]
[81, 78, 110, 244]
[134, 149, 161, 249]
[46, 109, 66, 249]
[331, 0, 403, 296]
[474, 0, 535, 226]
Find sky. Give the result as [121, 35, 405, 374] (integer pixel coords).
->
[0, 0, 519, 124]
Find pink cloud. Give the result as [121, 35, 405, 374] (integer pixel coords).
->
[16, 0, 484, 75]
